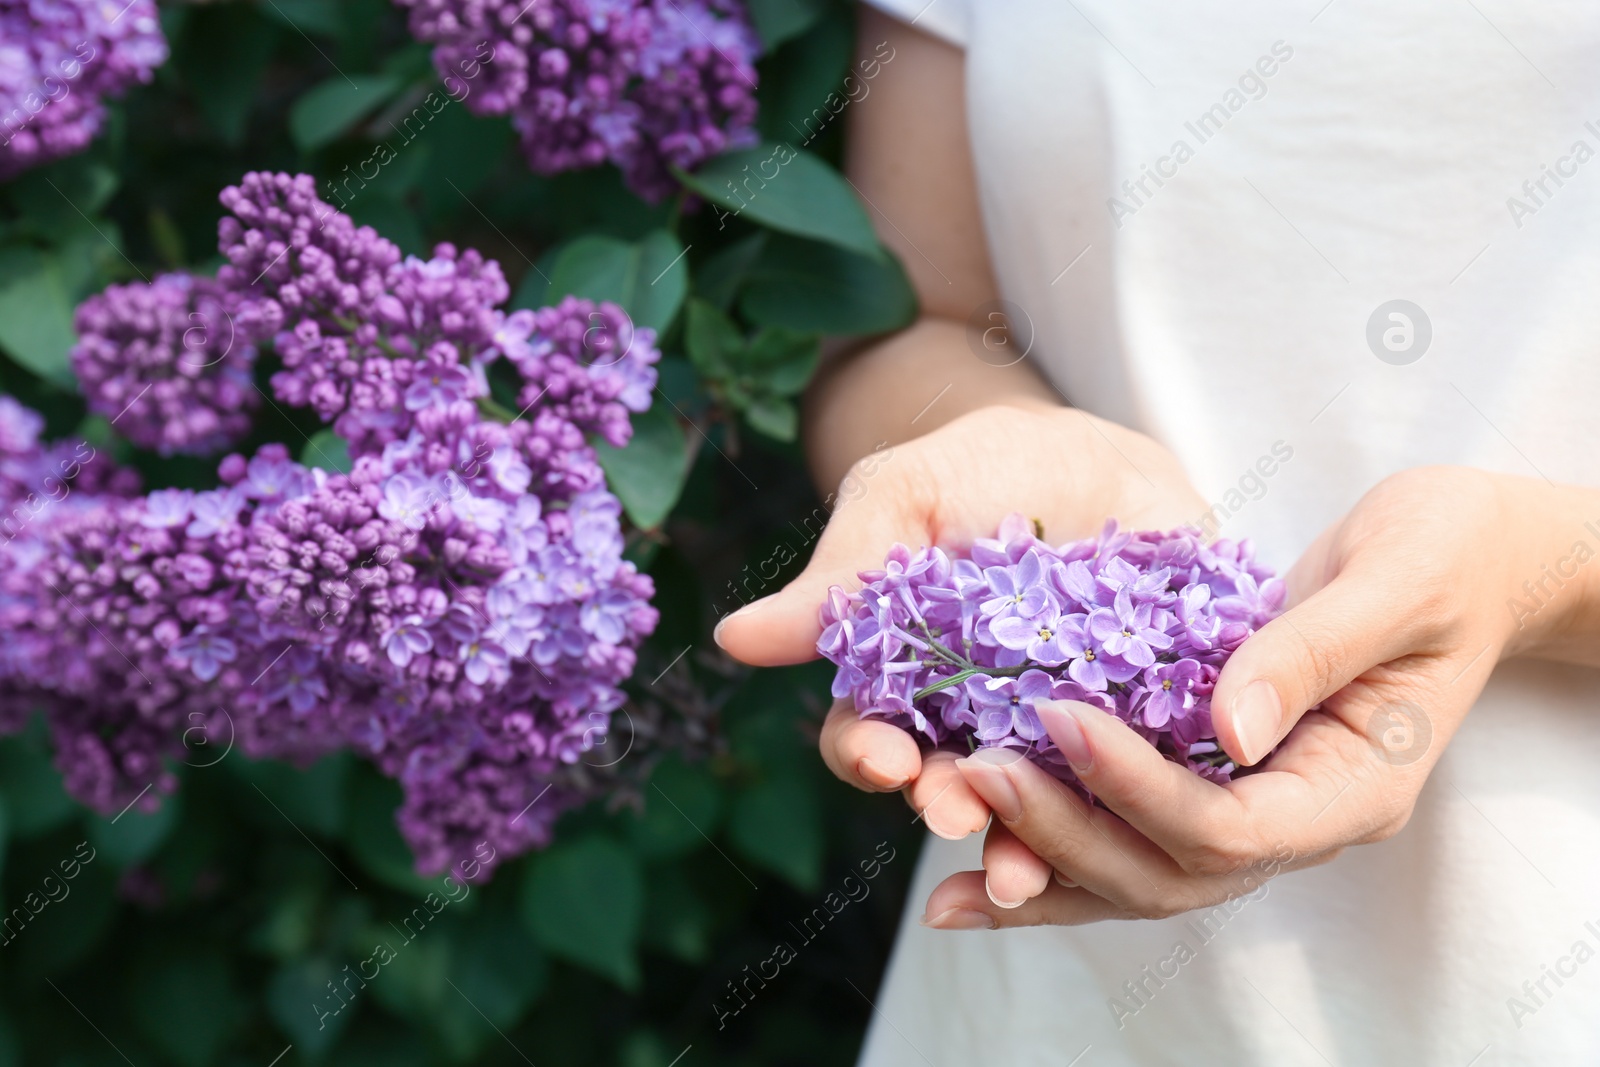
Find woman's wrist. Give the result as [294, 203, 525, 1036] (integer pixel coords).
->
[802, 316, 1065, 492]
[1494, 474, 1600, 663]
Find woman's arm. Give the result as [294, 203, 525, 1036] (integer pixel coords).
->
[802, 7, 1062, 492]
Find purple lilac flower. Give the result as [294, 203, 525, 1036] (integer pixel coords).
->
[0, 165, 665, 880]
[393, 0, 759, 201]
[71, 273, 258, 456]
[818, 517, 1285, 789]
[0, 0, 167, 178]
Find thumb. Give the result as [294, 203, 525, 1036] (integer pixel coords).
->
[1212, 571, 1417, 766]
[713, 482, 926, 668]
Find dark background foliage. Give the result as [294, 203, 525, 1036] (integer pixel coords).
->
[0, 0, 926, 1062]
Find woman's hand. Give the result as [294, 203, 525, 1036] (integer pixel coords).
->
[926, 466, 1600, 929]
[714, 401, 1208, 878]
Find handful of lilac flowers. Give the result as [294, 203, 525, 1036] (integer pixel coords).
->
[818, 515, 1285, 787]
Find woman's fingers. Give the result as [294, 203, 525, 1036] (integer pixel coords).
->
[818, 699, 923, 792]
[908, 750, 991, 839]
[1031, 701, 1268, 876]
[979, 820, 1054, 908]
[1211, 568, 1428, 767]
[921, 870, 1129, 929]
[952, 746, 1191, 912]
[818, 700, 989, 836]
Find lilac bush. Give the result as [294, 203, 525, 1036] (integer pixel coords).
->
[0, 0, 167, 178]
[393, 0, 760, 200]
[71, 273, 259, 456]
[818, 515, 1286, 787]
[0, 171, 663, 876]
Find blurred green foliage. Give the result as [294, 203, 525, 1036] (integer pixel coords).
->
[0, 0, 925, 1063]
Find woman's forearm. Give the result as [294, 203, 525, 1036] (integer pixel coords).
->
[802, 317, 1065, 492]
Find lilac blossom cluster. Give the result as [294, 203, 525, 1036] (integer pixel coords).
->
[0, 171, 662, 876]
[71, 273, 259, 456]
[0, 0, 167, 178]
[393, 0, 760, 200]
[818, 515, 1285, 788]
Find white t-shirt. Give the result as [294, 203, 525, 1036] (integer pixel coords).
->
[858, 2, 1600, 1064]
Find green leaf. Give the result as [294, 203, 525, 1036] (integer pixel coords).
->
[364, 918, 451, 1019]
[289, 75, 404, 152]
[229, 753, 350, 837]
[677, 145, 880, 257]
[627, 757, 722, 859]
[594, 403, 689, 531]
[509, 243, 567, 312]
[0, 732, 74, 840]
[300, 429, 352, 473]
[441, 913, 546, 1043]
[746, 0, 829, 49]
[740, 234, 918, 335]
[8, 859, 116, 979]
[744, 396, 797, 442]
[520, 836, 643, 988]
[346, 192, 425, 256]
[684, 298, 742, 379]
[740, 328, 818, 396]
[414, 106, 515, 216]
[0, 247, 76, 387]
[268, 957, 351, 1060]
[258, 0, 344, 36]
[640, 862, 715, 963]
[758, 11, 854, 147]
[694, 232, 766, 312]
[341, 765, 434, 898]
[88, 790, 180, 867]
[545, 231, 688, 334]
[728, 771, 822, 891]
[7, 157, 120, 223]
[175, 4, 280, 143]
[129, 951, 243, 1067]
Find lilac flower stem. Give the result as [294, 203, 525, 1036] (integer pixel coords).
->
[912, 664, 1031, 701]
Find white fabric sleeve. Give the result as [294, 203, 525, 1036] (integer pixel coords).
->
[860, 0, 967, 48]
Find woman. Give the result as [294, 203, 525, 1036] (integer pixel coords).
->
[719, 2, 1600, 1063]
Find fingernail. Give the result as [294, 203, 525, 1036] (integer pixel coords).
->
[921, 907, 996, 930]
[712, 596, 771, 648]
[924, 818, 971, 842]
[953, 749, 1023, 822]
[985, 876, 1026, 909]
[857, 756, 906, 791]
[1037, 701, 1093, 771]
[1230, 679, 1283, 765]
[1054, 870, 1077, 888]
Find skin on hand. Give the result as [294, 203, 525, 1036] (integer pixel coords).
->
[927, 467, 1600, 928]
[716, 402, 1208, 846]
